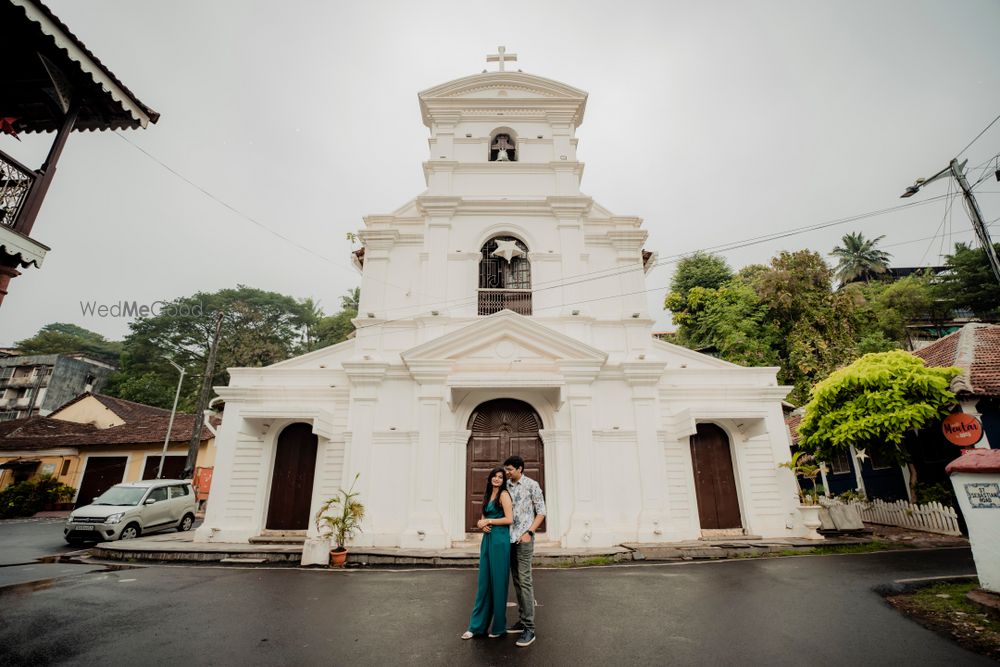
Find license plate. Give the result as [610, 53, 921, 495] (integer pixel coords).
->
[75, 525, 95, 531]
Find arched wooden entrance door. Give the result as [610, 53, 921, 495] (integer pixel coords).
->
[266, 423, 318, 530]
[466, 399, 545, 533]
[689, 423, 742, 530]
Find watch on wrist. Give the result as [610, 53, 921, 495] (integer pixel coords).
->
[527, 530, 535, 537]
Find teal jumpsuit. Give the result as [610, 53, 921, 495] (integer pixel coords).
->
[467, 498, 511, 636]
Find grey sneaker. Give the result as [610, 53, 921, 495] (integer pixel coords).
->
[506, 622, 526, 635]
[515, 629, 536, 647]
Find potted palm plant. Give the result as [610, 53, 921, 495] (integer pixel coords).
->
[314, 474, 365, 566]
[779, 451, 827, 539]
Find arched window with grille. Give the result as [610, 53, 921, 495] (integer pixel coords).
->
[478, 236, 531, 315]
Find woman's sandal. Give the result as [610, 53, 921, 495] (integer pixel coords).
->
[461, 631, 474, 640]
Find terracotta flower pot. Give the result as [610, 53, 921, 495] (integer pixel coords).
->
[330, 548, 348, 567]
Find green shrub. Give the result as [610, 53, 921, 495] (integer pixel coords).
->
[0, 475, 77, 519]
[914, 482, 956, 507]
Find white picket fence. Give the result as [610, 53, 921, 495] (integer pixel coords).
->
[847, 499, 961, 536]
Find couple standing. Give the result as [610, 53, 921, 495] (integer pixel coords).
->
[461, 455, 545, 648]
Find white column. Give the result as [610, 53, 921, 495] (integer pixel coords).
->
[401, 379, 449, 548]
[341, 362, 387, 547]
[559, 360, 605, 547]
[624, 362, 670, 541]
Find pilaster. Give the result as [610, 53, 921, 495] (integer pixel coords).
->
[624, 361, 671, 540]
[341, 361, 388, 546]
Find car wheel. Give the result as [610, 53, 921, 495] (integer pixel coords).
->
[119, 523, 141, 540]
[177, 513, 195, 532]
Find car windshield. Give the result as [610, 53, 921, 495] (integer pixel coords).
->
[92, 486, 147, 506]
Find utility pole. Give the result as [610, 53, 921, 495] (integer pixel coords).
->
[949, 158, 1000, 285]
[901, 158, 1000, 285]
[183, 310, 224, 480]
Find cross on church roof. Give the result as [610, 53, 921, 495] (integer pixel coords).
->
[486, 46, 517, 72]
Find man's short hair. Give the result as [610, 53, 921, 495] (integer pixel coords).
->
[503, 455, 525, 471]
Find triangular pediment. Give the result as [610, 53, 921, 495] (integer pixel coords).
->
[419, 72, 588, 128]
[419, 72, 587, 102]
[401, 310, 607, 372]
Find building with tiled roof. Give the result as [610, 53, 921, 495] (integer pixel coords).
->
[914, 323, 1000, 450]
[0, 393, 217, 508]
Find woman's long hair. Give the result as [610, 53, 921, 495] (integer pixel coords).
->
[481, 467, 509, 516]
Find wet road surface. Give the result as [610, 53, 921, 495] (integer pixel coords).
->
[0, 547, 988, 666]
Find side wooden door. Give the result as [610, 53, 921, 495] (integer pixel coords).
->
[690, 423, 742, 530]
[265, 423, 318, 531]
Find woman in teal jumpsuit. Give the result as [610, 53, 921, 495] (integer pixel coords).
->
[462, 467, 513, 639]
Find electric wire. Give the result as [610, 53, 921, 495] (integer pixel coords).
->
[956, 111, 1000, 159]
[112, 131, 961, 328]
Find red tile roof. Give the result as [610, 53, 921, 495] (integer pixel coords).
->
[0, 414, 216, 452]
[913, 323, 1000, 397]
[52, 392, 171, 423]
[785, 412, 803, 446]
[0, 417, 99, 451]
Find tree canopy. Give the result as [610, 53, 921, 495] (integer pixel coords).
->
[936, 242, 1000, 319]
[797, 351, 961, 466]
[668, 252, 733, 300]
[14, 323, 122, 365]
[666, 249, 859, 403]
[104, 285, 358, 410]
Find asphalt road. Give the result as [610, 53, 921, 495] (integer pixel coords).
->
[0, 518, 79, 566]
[0, 546, 988, 666]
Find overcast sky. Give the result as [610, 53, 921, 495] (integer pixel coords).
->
[3, 0, 1000, 345]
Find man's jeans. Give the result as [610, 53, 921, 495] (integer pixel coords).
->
[510, 535, 535, 630]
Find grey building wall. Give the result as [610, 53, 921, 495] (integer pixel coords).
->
[0, 354, 115, 419]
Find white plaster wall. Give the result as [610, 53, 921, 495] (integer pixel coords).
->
[950, 470, 1000, 592]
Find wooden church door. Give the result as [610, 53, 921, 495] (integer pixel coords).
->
[689, 423, 742, 530]
[265, 423, 318, 531]
[466, 399, 545, 533]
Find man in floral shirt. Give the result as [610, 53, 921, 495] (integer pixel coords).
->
[503, 455, 545, 647]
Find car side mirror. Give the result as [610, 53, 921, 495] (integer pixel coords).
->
[144, 498, 157, 505]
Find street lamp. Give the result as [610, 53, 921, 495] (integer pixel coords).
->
[900, 158, 1000, 285]
[157, 357, 186, 479]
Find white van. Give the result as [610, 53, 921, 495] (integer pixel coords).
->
[64, 479, 197, 544]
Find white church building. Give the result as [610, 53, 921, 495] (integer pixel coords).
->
[196, 50, 808, 549]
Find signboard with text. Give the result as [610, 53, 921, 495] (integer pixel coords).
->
[942, 412, 983, 447]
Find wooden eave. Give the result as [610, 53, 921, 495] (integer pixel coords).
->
[0, 0, 159, 133]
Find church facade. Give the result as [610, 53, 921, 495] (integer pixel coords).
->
[196, 55, 807, 549]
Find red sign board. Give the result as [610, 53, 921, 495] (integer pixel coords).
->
[942, 412, 983, 447]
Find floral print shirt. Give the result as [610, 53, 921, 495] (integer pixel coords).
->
[506, 475, 546, 543]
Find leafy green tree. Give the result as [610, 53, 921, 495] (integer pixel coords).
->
[830, 231, 891, 285]
[667, 252, 733, 301]
[15, 323, 122, 365]
[312, 288, 360, 349]
[847, 271, 939, 349]
[106, 286, 314, 410]
[754, 250, 858, 404]
[671, 280, 781, 366]
[935, 242, 1000, 318]
[667, 249, 862, 403]
[797, 351, 961, 502]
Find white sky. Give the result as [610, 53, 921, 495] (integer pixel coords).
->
[3, 0, 1000, 345]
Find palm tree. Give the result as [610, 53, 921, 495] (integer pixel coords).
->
[830, 232, 892, 285]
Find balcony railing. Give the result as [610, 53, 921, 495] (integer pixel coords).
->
[0, 148, 38, 230]
[478, 289, 532, 316]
